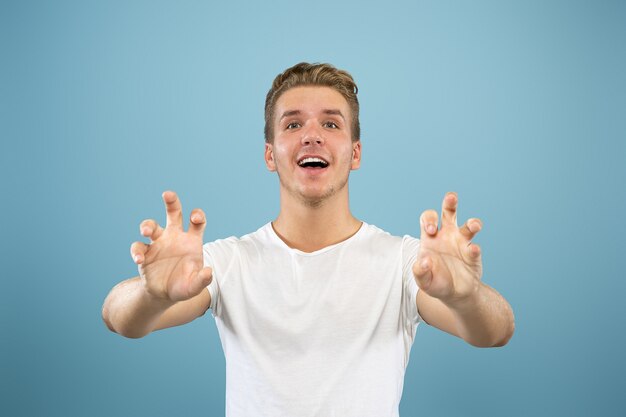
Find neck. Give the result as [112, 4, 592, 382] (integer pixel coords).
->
[272, 189, 361, 253]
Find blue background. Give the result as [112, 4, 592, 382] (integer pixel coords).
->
[2, 1, 625, 416]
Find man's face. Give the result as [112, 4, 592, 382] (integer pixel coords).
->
[265, 86, 361, 206]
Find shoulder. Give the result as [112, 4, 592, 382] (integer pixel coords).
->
[359, 223, 419, 249]
[203, 223, 275, 260]
[353, 223, 409, 258]
[358, 223, 420, 265]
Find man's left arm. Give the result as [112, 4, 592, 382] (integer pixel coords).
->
[412, 192, 515, 348]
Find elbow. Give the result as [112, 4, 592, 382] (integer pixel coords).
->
[496, 322, 515, 347]
[467, 329, 514, 348]
[101, 304, 148, 339]
[490, 329, 514, 347]
[118, 330, 149, 339]
[102, 303, 116, 333]
[466, 310, 516, 348]
[103, 318, 149, 339]
[490, 300, 516, 347]
[489, 312, 516, 348]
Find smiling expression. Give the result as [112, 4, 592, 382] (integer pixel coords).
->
[265, 86, 361, 207]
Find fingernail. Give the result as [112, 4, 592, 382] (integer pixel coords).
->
[427, 224, 436, 234]
[133, 255, 140, 263]
[420, 259, 429, 270]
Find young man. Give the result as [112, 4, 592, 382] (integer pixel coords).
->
[102, 63, 514, 417]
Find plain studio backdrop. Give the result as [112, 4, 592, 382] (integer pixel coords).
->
[1, 1, 625, 416]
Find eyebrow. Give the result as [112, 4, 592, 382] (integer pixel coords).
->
[323, 109, 345, 120]
[280, 110, 301, 121]
[279, 109, 346, 121]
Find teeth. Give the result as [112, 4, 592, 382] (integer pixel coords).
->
[298, 157, 328, 167]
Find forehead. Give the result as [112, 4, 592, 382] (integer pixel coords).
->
[274, 86, 350, 117]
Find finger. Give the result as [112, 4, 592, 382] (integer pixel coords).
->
[188, 208, 207, 237]
[139, 219, 164, 241]
[130, 241, 149, 264]
[466, 242, 482, 262]
[419, 209, 439, 238]
[163, 190, 183, 230]
[412, 256, 433, 291]
[459, 218, 483, 241]
[441, 192, 458, 228]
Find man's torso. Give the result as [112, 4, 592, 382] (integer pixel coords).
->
[204, 222, 421, 417]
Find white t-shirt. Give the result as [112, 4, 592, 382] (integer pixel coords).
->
[204, 222, 422, 417]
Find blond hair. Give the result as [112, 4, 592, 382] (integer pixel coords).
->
[264, 62, 360, 143]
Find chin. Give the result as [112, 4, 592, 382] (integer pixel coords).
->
[298, 189, 332, 206]
[298, 182, 349, 207]
[279, 174, 349, 207]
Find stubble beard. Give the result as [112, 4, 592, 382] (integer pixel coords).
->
[277, 170, 350, 209]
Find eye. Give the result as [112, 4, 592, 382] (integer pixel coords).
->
[286, 122, 301, 129]
[323, 121, 339, 129]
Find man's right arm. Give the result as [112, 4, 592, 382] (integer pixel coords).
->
[102, 277, 212, 338]
[101, 191, 214, 338]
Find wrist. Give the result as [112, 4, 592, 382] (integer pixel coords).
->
[139, 279, 177, 309]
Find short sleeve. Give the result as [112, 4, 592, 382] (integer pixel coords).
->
[203, 243, 221, 317]
[399, 234, 422, 366]
[402, 235, 422, 325]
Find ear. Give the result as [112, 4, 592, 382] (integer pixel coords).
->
[350, 140, 362, 170]
[265, 143, 276, 172]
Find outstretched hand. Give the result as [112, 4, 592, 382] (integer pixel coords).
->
[412, 192, 484, 306]
[130, 191, 213, 303]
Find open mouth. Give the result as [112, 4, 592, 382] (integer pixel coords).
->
[297, 157, 329, 169]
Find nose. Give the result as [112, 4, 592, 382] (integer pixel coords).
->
[301, 121, 324, 146]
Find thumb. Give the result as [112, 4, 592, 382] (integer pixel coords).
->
[187, 266, 214, 297]
[412, 257, 433, 291]
[171, 265, 213, 301]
